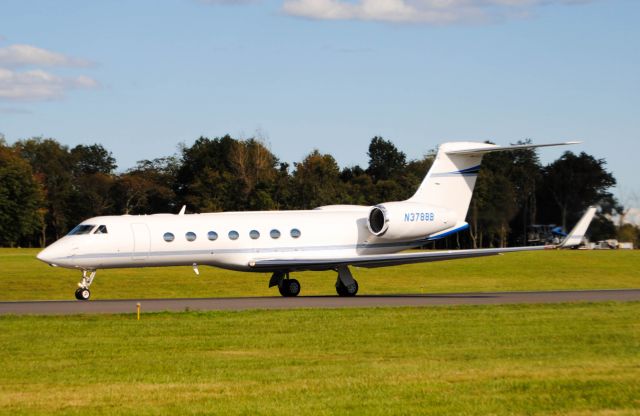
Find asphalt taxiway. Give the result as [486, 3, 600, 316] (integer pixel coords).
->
[0, 289, 639, 315]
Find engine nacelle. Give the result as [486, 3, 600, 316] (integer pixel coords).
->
[367, 201, 454, 241]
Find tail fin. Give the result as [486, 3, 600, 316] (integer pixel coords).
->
[408, 141, 580, 226]
[560, 206, 597, 248]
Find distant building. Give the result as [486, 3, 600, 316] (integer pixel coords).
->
[588, 240, 634, 250]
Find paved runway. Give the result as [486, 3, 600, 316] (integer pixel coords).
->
[1, 289, 639, 315]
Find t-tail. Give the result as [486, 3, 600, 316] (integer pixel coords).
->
[409, 141, 581, 239]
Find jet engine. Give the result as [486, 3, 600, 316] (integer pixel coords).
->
[367, 201, 453, 241]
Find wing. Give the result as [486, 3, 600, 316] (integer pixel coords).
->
[249, 245, 553, 271]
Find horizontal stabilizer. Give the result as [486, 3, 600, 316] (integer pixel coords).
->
[446, 141, 581, 155]
[561, 206, 597, 248]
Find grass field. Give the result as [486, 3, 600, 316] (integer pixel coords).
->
[0, 248, 638, 300]
[1, 249, 639, 414]
[1, 302, 639, 415]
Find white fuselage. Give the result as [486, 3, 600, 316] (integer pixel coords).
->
[37, 205, 453, 272]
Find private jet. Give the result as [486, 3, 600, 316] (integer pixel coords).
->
[36, 141, 596, 300]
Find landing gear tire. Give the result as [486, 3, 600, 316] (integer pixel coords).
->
[278, 278, 301, 297]
[75, 287, 91, 301]
[336, 279, 358, 297]
[74, 270, 96, 301]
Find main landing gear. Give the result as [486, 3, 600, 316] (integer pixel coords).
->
[74, 270, 96, 301]
[335, 265, 358, 297]
[279, 278, 301, 297]
[269, 271, 300, 297]
[269, 266, 359, 297]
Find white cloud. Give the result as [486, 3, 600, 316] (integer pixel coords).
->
[0, 68, 99, 101]
[0, 44, 92, 68]
[282, 0, 595, 24]
[0, 43, 97, 102]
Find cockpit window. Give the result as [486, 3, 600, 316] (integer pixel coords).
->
[68, 224, 95, 235]
[94, 225, 108, 234]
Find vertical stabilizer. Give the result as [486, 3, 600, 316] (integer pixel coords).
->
[561, 206, 597, 248]
[408, 141, 580, 227]
[408, 142, 494, 225]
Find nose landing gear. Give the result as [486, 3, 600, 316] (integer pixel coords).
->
[74, 270, 96, 301]
[74, 287, 91, 300]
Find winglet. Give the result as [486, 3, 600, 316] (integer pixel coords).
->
[178, 205, 186, 215]
[560, 206, 597, 248]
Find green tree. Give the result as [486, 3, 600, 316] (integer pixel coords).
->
[405, 154, 434, 186]
[364, 137, 431, 203]
[272, 162, 294, 209]
[366, 136, 407, 182]
[13, 138, 75, 243]
[228, 138, 279, 210]
[506, 141, 543, 245]
[176, 136, 279, 212]
[469, 152, 519, 248]
[340, 165, 376, 205]
[401, 154, 434, 200]
[617, 223, 640, 248]
[0, 144, 44, 246]
[70, 144, 117, 175]
[66, 144, 118, 221]
[540, 151, 617, 230]
[112, 157, 179, 214]
[292, 150, 347, 208]
[68, 172, 116, 220]
[176, 136, 241, 212]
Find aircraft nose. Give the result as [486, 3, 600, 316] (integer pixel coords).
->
[36, 247, 50, 262]
[36, 246, 58, 267]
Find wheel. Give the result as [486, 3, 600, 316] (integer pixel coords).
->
[78, 288, 91, 301]
[287, 279, 301, 297]
[278, 279, 301, 297]
[74, 288, 83, 300]
[278, 281, 288, 296]
[336, 279, 358, 297]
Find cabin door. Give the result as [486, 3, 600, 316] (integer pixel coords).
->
[131, 223, 150, 261]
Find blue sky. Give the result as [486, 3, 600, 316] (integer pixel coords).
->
[1, 0, 638, 210]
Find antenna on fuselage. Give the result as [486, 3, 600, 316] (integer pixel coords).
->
[178, 205, 186, 215]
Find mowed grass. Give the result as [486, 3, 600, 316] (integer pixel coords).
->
[0, 249, 638, 300]
[1, 302, 639, 415]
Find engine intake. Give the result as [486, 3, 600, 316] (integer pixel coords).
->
[368, 206, 388, 235]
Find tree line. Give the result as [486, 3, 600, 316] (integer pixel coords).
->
[1, 134, 635, 248]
